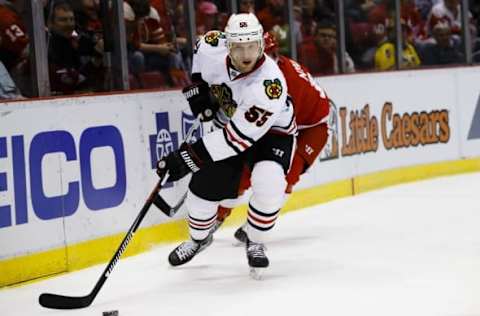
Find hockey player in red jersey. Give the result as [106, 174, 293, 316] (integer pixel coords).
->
[156, 13, 296, 278]
[214, 32, 331, 240]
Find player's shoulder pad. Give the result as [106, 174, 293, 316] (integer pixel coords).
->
[203, 30, 226, 47]
[194, 30, 226, 54]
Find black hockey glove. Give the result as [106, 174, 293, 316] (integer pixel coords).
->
[182, 80, 218, 122]
[156, 141, 212, 182]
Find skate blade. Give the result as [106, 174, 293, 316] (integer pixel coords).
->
[249, 267, 266, 280]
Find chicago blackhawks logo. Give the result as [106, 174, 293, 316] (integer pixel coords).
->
[204, 31, 224, 47]
[210, 83, 238, 118]
[263, 79, 283, 100]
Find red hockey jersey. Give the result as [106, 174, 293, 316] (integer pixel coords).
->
[276, 55, 330, 129]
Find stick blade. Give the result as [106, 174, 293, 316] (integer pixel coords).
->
[39, 293, 92, 309]
[153, 192, 186, 217]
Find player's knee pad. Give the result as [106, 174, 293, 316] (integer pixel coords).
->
[249, 161, 287, 213]
[186, 189, 218, 240]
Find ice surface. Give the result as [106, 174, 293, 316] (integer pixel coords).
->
[1, 172, 480, 316]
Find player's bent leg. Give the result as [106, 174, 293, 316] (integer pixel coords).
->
[246, 161, 287, 243]
[168, 190, 217, 266]
[186, 190, 219, 240]
[245, 161, 287, 270]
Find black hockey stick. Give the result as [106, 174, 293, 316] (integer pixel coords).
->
[39, 172, 170, 309]
[153, 191, 187, 217]
[39, 116, 202, 309]
[151, 116, 202, 217]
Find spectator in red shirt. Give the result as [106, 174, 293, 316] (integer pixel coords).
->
[0, 1, 30, 96]
[298, 20, 355, 75]
[401, 0, 427, 41]
[257, 0, 286, 32]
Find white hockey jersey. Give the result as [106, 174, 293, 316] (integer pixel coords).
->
[192, 31, 296, 162]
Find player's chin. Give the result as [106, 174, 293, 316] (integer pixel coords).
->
[240, 61, 255, 73]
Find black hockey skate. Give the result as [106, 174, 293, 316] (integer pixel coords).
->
[246, 239, 269, 280]
[234, 226, 248, 244]
[168, 234, 213, 266]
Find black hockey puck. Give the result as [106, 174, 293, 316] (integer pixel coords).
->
[102, 310, 119, 316]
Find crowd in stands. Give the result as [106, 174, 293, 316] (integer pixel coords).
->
[0, 0, 479, 100]
[343, 0, 478, 72]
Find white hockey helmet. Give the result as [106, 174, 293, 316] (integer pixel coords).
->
[225, 13, 264, 52]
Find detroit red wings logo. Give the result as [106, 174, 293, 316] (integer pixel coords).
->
[263, 79, 283, 100]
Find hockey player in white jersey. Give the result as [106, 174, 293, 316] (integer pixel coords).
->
[156, 13, 296, 277]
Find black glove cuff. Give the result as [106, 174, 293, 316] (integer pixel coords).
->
[156, 140, 213, 181]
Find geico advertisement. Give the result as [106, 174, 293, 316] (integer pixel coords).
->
[0, 125, 127, 229]
[0, 94, 199, 258]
